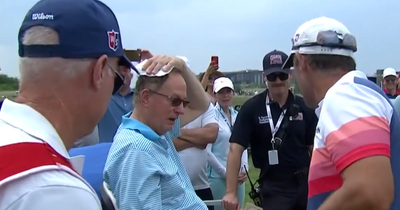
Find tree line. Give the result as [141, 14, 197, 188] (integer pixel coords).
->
[0, 74, 19, 91]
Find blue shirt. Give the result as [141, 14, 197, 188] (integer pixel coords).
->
[69, 143, 112, 198]
[98, 92, 134, 143]
[104, 113, 207, 210]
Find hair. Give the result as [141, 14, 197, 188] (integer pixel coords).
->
[297, 54, 356, 72]
[198, 71, 225, 81]
[19, 26, 93, 84]
[134, 69, 180, 103]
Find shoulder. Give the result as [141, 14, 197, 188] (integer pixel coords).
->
[239, 92, 266, 113]
[0, 170, 99, 209]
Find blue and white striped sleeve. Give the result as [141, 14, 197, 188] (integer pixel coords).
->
[112, 149, 162, 210]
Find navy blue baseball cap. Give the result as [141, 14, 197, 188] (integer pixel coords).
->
[18, 0, 138, 74]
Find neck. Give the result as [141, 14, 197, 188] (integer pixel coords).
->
[313, 71, 347, 107]
[220, 104, 230, 115]
[388, 88, 396, 95]
[15, 93, 82, 151]
[269, 90, 288, 107]
[131, 107, 160, 134]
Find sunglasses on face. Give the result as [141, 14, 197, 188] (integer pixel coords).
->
[149, 89, 190, 108]
[107, 64, 124, 95]
[266, 73, 289, 82]
[385, 78, 396, 82]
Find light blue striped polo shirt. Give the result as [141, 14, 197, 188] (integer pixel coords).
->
[104, 112, 207, 210]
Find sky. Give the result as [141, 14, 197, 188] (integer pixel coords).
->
[0, 0, 399, 78]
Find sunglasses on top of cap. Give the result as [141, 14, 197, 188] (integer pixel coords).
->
[291, 30, 357, 52]
[266, 73, 289, 82]
[148, 89, 190, 108]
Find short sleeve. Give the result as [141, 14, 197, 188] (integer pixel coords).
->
[201, 103, 217, 126]
[229, 101, 252, 149]
[321, 83, 391, 173]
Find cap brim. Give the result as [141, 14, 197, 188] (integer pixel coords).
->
[282, 52, 295, 70]
[120, 55, 139, 75]
[214, 85, 234, 93]
[264, 67, 290, 75]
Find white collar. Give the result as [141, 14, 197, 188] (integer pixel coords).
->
[0, 99, 84, 174]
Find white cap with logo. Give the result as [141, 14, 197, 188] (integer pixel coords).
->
[383, 67, 397, 78]
[283, 16, 357, 69]
[213, 77, 234, 93]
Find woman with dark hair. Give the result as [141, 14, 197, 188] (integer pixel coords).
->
[199, 62, 225, 104]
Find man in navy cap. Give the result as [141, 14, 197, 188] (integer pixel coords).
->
[0, 0, 152, 209]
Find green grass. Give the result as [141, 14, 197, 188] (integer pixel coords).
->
[244, 156, 259, 204]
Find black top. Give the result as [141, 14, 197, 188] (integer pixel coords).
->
[230, 90, 318, 178]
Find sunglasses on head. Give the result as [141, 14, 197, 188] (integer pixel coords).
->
[291, 30, 357, 52]
[149, 89, 190, 108]
[266, 73, 289, 82]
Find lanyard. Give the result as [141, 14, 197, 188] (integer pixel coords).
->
[266, 94, 286, 140]
[219, 108, 233, 132]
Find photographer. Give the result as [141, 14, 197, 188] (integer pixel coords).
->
[222, 50, 318, 210]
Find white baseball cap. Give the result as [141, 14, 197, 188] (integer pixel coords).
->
[283, 16, 357, 69]
[213, 77, 234, 93]
[383, 67, 397, 78]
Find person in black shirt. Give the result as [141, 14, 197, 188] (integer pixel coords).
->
[222, 50, 318, 210]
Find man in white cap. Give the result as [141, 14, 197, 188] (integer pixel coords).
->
[280, 17, 399, 210]
[382, 67, 399, 101]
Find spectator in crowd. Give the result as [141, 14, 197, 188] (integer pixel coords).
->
[199, 63, 224, 104]
[282, 16, 399, 210]
[104, 55, 211, 210]
[382, 67, 399, 102]
[74, 50, 154, 147]
[0, 0, 136, 209]
[207, 77, 248, 210]
[177, 102, 218, 210]
[222, 50, 317, 210]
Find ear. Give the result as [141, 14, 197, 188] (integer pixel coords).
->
[139, 89, 151, 107]
[262, 72, 268, 83]
[92, 55, 109, 91]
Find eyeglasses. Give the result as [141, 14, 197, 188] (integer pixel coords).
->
[266, 73, 289, 82]
[107, 63, 124, 95]
[149, 89, 190, 108]
[291, 30, 357, 52]
[385, 78, 396, 83]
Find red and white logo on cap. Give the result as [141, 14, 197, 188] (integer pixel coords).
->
[107, 30, 120, 51]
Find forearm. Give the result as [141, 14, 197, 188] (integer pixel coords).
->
[200, 71, 211, 90]
[173, 138, 197, 151]
[180, 126, 217, 145]
[225, 145, 243, 193]
[181, 66, 209, 112]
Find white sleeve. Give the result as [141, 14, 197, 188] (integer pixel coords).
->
[7, 186, 101, 210]
[206, 144, 226, 177]
[202, 103, 218, 126]
[240, 149, 249, 173]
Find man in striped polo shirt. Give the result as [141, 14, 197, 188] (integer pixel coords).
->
[283, 16, 400, 210]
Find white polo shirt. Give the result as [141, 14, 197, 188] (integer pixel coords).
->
[0, 99, 101, 210]
[179, 103, 217, 190]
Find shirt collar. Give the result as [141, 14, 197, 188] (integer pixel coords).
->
[0, 99, 85, 174]
[120, 112, 160, 141]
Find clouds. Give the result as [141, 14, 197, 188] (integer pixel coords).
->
[0, 0, 400, 77]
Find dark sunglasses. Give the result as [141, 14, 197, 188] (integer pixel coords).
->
[266, 73, 289, 82]
[291, 30, 357, 52]
[385, 78, 396, 82]
[107, 64, 124, 95]
[149, 89, 190, 108]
